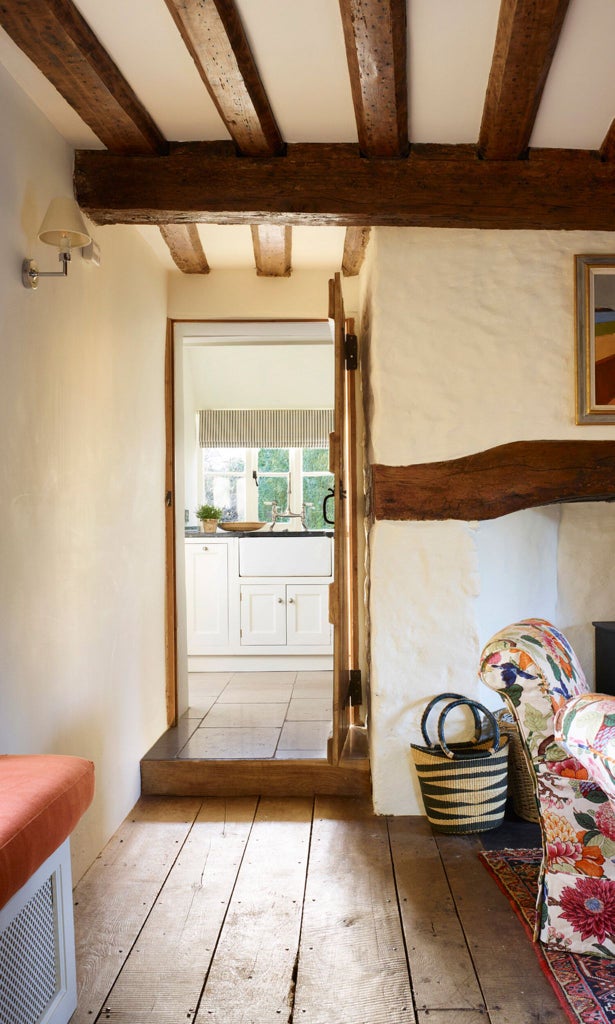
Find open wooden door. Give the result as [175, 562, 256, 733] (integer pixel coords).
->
[329, 273, 361, 764]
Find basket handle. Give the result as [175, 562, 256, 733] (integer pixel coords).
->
[420, 692, 483, 747]
[437, 698, 501, 760]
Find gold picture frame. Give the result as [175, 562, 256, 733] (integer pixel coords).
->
[575, 254, 615, 424]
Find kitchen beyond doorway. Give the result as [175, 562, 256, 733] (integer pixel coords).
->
[176, 670, 333, 759]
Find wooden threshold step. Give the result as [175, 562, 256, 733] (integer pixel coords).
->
[140, 756, 371, 798]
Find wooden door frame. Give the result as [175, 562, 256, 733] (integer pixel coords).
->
[163, 313, 363, 745]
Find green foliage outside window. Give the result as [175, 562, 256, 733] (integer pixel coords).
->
[258, 448, 289, 472]
[257, 476, 289, 521]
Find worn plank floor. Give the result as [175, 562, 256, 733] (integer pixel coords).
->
[71, 797, 567, 1024]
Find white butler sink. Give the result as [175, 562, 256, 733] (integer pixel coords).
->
[239, 536, 332, 577]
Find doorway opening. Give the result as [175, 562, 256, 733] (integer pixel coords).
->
[172, 318, 336, 761]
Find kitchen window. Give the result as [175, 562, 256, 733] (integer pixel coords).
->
[201, 447, 333, 530]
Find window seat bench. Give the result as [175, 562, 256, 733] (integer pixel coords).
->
[0, 754, 95, 1024]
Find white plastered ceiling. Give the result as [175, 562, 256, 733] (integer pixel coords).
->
[1, 0, 615, 272]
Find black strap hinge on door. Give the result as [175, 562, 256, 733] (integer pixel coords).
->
[344, 333, 358, 370]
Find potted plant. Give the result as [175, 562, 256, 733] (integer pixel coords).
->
[195, 503, 223, 534]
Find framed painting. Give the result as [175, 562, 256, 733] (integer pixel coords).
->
[576, 255, 615, 424]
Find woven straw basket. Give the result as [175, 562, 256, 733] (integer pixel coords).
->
[495, 710, 540, 823]
[411, 693, 509, 834]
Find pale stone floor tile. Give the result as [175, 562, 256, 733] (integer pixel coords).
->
[144, 719, 200, 759]
[294, 671, 333, 684]
[182, 698, 217, 718]
[217, 686, 293, 704]
[202, 702, 288, 728]
[291, 680, 333, 699]
[177, 727, 280, 760]
[286, 697, 332, 722]
[277, 720, 331, 752]
[229, 671, 296, 685]
[188, 672, 232, 698]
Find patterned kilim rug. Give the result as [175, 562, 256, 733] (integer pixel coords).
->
[480, 848, 615, 1024]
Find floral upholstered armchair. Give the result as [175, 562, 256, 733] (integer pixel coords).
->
[555, 692, 615, 807]
[479, 619, 615, 957]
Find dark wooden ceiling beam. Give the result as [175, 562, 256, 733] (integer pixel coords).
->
[371, 441, 615, 522]
[163, 0, 283, 156]
[339, 0, 408, 158]
[75, 142, 615, 231]
[251, 225, 291, 277]
[159, 224, 210, 273]
[478, 0, 571, 160]
[0, 0, 166, 155]
[342, 228, 371, 276]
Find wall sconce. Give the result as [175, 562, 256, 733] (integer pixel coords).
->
[22, 197, 91, 289]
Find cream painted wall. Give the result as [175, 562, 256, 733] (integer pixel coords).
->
[362, 227, 615, 815]
[0, 64, 169, 881]
[168, 268, 358, 322]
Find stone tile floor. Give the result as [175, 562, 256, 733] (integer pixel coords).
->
[153, 670, 333, 760]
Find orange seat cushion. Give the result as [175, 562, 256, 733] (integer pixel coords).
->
[0, 754, 95, 909]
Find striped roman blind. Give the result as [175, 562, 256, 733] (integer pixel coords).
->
[198, 409, 334, 449]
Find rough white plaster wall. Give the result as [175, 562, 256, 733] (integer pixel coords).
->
[364, 227, 615, 814]
[369, 228, 615, 466]
[474, 507, 560, 651]
[557, 502, 615, 685]
[0, 64, 168, 881]
[369, 521, 480, 814]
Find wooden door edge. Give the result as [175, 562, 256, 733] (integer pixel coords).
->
[164, 318, 178, 727]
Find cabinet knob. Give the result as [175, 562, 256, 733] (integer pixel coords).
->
[202, 546, 209, 551]
[277, 597, 284, 604]
[288, 597, 295, 603]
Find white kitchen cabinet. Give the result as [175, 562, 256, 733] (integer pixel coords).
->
[240, 583, 331, 647]
[185, 535, 333, 667]
[185, 540, 229, 651]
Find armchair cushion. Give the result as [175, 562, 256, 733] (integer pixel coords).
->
[555, 692, 615, 806]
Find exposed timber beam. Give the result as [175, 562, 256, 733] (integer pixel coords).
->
[339, 0, 408, 158]
[478, 0, 571, 160]
[159, 224, 210, 273]
[163, 0, 283, 156]
[342, 228, 371, 276]
[370, 441, 615, 522]
[0, 0, 166, 155]
[251, 225, 291, 277]
[74, 142, 615, 231]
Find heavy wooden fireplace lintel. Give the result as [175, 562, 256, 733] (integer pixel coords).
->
[370, 440, 615, 522]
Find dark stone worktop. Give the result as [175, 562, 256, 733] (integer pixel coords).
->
[185, 528, 333, 539]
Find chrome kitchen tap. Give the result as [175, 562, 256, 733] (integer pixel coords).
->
[266, 501, 312, 531]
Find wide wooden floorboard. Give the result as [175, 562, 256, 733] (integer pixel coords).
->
[70, 798, 569, 1024]
[435, 833, 567, 1024]
[97, 797, 258, 1022]
[197, 796, 313, 1023]
[293, 796, 415, 1024]
[71, 796, 203, 1024]
[388, 816, 486, 1015]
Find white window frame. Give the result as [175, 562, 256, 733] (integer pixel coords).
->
[199, 447, 332, 524]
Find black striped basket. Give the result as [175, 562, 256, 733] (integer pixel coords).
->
[411, 693, 509, 834]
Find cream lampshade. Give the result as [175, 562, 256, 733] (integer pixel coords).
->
[22, 197, 92, 289]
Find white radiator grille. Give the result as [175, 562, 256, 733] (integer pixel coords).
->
[0, 875, 59, 1024]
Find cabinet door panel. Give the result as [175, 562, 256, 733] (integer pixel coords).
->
[240, 584, 286, 645]
[186, 543, 229, 652]
[286, 585, 332, 646]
